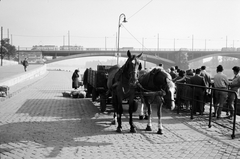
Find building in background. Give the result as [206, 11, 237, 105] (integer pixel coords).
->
[32, 45, 58, 51]
[60, 45, 83, 51]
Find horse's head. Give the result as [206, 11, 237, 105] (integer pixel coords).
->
[154, 70, 176, 110]
[123, 50, 142, 86]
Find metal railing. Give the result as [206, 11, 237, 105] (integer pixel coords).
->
[17, 47, 224, 52]
[176, 82, 238, 139]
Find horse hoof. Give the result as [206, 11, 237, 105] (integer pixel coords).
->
[111, 120, 116, 125]
[145, 125, 152, 131]
[144, 115, 149, 120]
[139, 115, 144, 120]
[157, 129, 163, 135]
[116, 127, 122, 133]
[130, 127, 137, 133]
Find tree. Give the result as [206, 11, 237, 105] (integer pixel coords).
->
[175, 51, 189, 70]
[0, 38, 17, 61]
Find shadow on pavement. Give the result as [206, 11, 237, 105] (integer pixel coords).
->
[0, 99, 115, 158]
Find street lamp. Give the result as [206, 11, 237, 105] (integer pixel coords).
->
[117, 13, 127, 65]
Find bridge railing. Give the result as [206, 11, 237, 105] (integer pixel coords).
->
[17, 47, 224, 52]
[175, 82, 238, 139]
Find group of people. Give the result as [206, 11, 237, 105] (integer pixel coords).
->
[159, 64, 240, 120]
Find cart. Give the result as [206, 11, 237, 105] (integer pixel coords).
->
[84, 65, 139, 113]
[85, 65, 112, 112]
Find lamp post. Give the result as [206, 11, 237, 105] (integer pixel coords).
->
[226, 36, 228, 48]
[142, 37, 145, 51]
[117, 13, 127, 65]
[1, 26, 3, 66]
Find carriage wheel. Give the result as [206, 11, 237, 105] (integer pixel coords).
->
[86, 84, 91, 98]
[92, 88, 97, 101]
[100, 94, 106, 112]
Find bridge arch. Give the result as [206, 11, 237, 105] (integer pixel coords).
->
[45, 52, 176, 68]
[188, 52, 240, 63]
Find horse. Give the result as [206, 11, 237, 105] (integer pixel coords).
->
[107, 50, 142, 133]
[137, 68, 176, 134]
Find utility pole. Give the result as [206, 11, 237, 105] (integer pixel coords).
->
[68, 31, 70, 50]
[226, 36, 228, 48]
[1, 26, 3, 66]
[105, 37, 107, 50]
[157, 33, 159, 51]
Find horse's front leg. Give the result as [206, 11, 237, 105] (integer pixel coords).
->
[157, 100, 163, 135]
[129, 99, 137, 133]
[145, 101, 152, 131]
[111, 111, 117, 125]
[139, 102, 145, 120]
[111, 96, 117, 125]
[116, 98, 123, 133]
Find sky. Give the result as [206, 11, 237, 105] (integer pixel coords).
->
[0, 0, 240, 50]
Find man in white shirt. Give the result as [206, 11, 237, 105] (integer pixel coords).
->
[213, 65, 229, 119]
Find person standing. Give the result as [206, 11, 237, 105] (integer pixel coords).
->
[200, 66, 212, 105]
[169, 66, 177, 79]
[22, 58, 29, 72]
[227, 66, 240, 119]
[189, 68, 207, 115]
[200, 66, 211, 87]
[72, 69, 80, 90]
[213, 65, 229, 119]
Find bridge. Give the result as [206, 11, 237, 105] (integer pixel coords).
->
[18, 48, 240, 69]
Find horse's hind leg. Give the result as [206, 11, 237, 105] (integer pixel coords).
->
[139, 103, 145, 120]
[111, 97, 117, 125]
[157, 102, 163, 135]
[145, 102, 152, 131]
[139, 98, 148, 120]
[111, 111, 117, 125]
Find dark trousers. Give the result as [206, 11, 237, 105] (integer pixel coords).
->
[193, 92, 204, 114]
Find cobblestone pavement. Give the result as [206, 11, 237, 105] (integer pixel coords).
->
[0, 71, 240, 159]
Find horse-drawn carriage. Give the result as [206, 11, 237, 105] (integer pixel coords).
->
[83, 50, 175, 134]
[83, 64, 139, 113]
[106, 50, 176, 134]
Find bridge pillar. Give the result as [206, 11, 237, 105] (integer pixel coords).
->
[174, 51, 189, 70]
